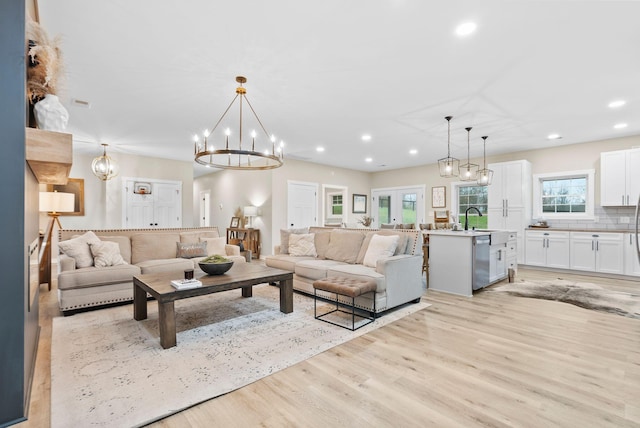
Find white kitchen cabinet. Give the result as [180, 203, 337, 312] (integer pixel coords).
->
[488, 160, 532, 264]
[600, 148, 640, 206]
[525, 230, 570, 268]
[624, 233, 640, 277]
[506, 232, 518, 273]
[490, 244, 507, 283]
[569, 232, 624, 274]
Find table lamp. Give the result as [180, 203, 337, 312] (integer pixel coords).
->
[243, 205, 258, 228]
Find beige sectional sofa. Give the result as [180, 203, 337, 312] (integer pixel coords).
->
[265, 227, 424, 314]
[57, 227, 244, 314]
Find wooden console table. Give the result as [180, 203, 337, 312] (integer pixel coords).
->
[227, 227, 261, 259]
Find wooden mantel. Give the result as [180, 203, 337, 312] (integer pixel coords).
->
[26, 127, 73, 184]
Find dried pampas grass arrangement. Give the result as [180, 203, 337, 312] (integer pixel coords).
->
[26, 19, 64, 103]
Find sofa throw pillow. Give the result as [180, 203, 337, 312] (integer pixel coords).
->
[363, 234, 400, 268]
[200, 237, 227, 256]
[89, 241, 127, 268]
[314, 231, 332, 259]
[324, 229, 365, 264]
[176, 242, 208, 259]
[58, 231, 101, 268]
[356, 230, 409, 264]
[280, 227, 309, 254]
[288, 233, 317, 257]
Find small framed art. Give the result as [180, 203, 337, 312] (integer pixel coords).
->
[352, 194, 367, 213]
[230, 217, 241, 228]
[432, 186, 446, 208]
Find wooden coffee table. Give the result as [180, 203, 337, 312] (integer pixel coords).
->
[133, 263, 293, 349]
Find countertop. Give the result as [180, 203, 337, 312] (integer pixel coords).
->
[526, 227, 634, 233]
[427, 230, 492, 237]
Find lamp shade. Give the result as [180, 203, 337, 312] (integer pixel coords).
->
[243, 205, 258, 217]
[39, 191, 75, 213]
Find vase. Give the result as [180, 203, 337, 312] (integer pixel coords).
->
[33, 94, 69, 132]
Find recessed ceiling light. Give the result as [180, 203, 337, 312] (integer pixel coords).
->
[409, 149, 418, 155]
[365, 157, 373, 163]
[608, 100, 626, 109]
[361, 134, 372, 142]
[455, 22, 477, 37]
[614, 123, 628, 129]
[547, 133, 561, 140]
[316, 146, 325, 152]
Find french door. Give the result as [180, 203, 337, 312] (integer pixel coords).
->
[123, 178, 182, 228]
[371, 186, 425, 228]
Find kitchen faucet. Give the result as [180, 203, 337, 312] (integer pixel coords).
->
[464, 206, 483, 230]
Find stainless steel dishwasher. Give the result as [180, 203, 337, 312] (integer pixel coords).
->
[472, 235, 490, 290]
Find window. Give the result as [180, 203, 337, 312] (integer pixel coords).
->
[331, 194, 342, 215]
[533, 170, 595, 219]
[455, 184, 488, 229]
[542, 177, 586, 213]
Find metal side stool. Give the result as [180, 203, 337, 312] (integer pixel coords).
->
[312, 277, 377, 331]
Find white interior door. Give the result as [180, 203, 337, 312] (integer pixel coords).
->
[199, 190, 211, 227]
[123, 178, 182, 228]
[287, 181, 318, 228]
[127, 193, 154, 228]
[154, 182, 181, 227]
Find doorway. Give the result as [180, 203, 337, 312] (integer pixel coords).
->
[321, 184, 347, 227]
[199, 190, 210, 227]
[371, 185, 425, 228]
[287, 181, 318, 229]
[122, 178, 182, 228]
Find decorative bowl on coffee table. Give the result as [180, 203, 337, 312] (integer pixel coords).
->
[198, 260, 234, 275]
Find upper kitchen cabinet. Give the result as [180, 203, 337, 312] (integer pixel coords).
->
[487, 160, 532, 263]
[600, 148, 640, 206]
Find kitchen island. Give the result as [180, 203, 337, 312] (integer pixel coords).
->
[428, 229, 516, 296]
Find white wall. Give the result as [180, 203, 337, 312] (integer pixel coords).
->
[49, 133, 639, 248]
[193, 168, 273, 256]
[43, 151, 194, 230]
[371, 134, 640, 224]
[271, 159, 371, 255]
[194, 159, 372, 257]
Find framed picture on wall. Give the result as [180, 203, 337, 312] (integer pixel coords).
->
[352, 194, 367, 213]
[47, 178, 85, 216]
[432, 186, 446, 208]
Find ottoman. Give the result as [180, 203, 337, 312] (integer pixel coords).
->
[312, 276, 377, 331]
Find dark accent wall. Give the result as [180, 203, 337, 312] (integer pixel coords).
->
[0, 0, 28, 426]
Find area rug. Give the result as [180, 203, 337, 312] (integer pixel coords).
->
[51, 285, 429, 428]
[488, 279, 640, 319]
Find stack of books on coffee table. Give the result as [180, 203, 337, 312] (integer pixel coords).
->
[170, 279, 203, 290]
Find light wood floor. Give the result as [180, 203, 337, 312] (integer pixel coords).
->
[17, 268, 640, 428]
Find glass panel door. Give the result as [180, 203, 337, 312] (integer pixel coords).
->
[371, 186, 424, 228]
[401, 192, 417, 226]
[378, 195, 392, 225]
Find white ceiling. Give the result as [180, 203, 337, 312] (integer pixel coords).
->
[38, 1, 640, 176]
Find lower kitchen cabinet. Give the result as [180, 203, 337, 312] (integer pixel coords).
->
[525, 230, 570, 268]
[489, 244, 507, 283]
[569, 232, 624, 274]
[506, 232, 518, 273]
[624, 233, 640, 277]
